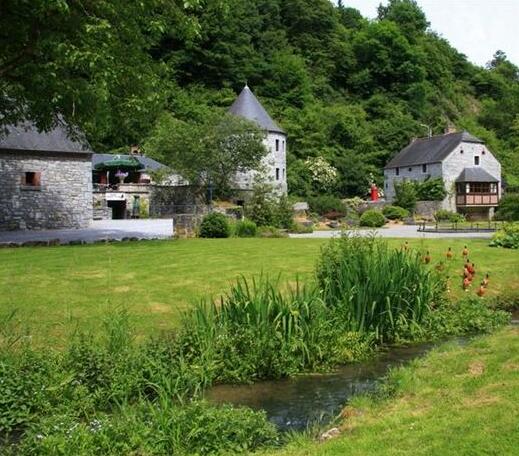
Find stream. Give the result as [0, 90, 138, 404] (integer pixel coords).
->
[208, 312, 518, 432]
[207, 338, 468, 431]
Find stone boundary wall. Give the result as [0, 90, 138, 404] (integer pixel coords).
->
[415, 200, 443, 219]
[150, 185, 207, 218]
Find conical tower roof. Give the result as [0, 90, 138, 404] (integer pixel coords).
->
[228, 85, 285, 134]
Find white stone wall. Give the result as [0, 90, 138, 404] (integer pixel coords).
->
[441, 142, 501, 211]
[384, 162, 442, 201]
[0, 152, 93, 230]
[235, 132, 287, 194]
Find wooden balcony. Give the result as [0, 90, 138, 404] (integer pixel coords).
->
[456, 193, 499, 207]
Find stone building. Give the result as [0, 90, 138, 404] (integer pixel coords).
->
[0, 122, 93, 230]
[384, 130, 501, 219]
[228, 85, 287, 193]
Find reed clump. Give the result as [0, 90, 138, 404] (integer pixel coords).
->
[179, 277, 374, 383]
[316, 235, 445, 341]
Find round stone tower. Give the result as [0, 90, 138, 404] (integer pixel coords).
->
[228, 85, 287, 193]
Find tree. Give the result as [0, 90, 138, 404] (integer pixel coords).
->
[0, 0, 199, 148]
[144, 111, 267, 197]
[394, 180, 417, 212]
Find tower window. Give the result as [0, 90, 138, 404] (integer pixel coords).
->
[275, 168, 280, 181]
[422, 164, 427, 173]
[474, 156, 480, 166]
[275, 139, 279, 152]
[396, 167, 400, 176]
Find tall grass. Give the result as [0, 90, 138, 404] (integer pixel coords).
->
[317, 235, 445, 341]
[180, 276, 373, 382]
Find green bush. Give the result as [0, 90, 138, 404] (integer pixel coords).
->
[234, 219, 258, 237]
[489, 222, 519, 249]
[434, 209, 465, 223]
[274, 195, 295, 229]
[244, 185, 294, 229]
[416, 178, 447, 201]
[495, 194, 519, 221]
[359, 209, 386, 227]
[19, 401, 278, 455]
[308, 195, 346, 216]
[199, 213, 231, 238]
[382, 205, 409, 220]
[394, 180, 417, 212]
[423, 298, 510, 337]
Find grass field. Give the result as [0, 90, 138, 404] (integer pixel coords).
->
[0, 237, 518, 346]
[262, 326, 519, 456]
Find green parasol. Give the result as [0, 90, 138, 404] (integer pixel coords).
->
[94, 155, 144, 171]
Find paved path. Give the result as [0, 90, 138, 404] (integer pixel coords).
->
[0, 219, 174, 244]
[289, 225, 494, 239]
[0, 221, 494, 245]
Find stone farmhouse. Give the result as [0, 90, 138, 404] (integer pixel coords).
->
[0, 122, 93, 230]
[229, 85, 287, 194]
[384, 130, 502, 220]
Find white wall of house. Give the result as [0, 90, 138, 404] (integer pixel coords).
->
[441, 142, 501, 211]
[384, 162, 442, 201]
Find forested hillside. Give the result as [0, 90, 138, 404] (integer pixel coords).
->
[2, 0, 519, 196]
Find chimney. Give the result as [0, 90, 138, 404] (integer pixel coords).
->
[444, 125, 457, 135]
[130, 144, 141, 155]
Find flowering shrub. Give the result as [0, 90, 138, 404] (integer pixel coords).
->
[304, 157, 337, 191]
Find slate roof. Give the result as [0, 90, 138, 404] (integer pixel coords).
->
[456, 167, 498, 182]
[92, 153, 166, 172]
[0, 121, 92, 154]
[228, 85, 285, 134]
[385, 131, 484, 169]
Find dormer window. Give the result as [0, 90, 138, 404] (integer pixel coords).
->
[474, 156, 480, 166]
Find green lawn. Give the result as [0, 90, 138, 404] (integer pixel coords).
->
[262, 326, 519, 456]
[0, 237, 518, 346]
